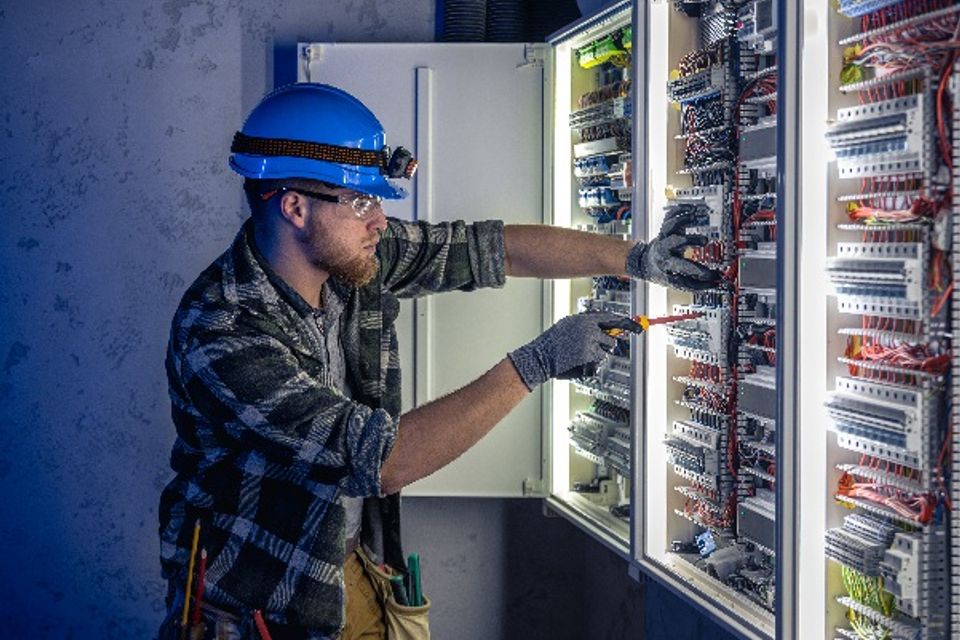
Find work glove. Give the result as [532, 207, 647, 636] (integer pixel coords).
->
[625, 209, 721, 291]
[508, 312, 643, 391]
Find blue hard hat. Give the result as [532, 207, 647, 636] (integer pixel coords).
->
[229, 83, 416, 200]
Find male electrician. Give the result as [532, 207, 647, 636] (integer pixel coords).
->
[158, 83, 717, 640]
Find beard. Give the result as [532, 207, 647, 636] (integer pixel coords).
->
[325, 252, 378, 287]
[301, 216, 379, 287]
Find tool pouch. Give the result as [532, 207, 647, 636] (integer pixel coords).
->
[356, 547, 431, 640]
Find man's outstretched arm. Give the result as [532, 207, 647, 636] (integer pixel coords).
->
[378, 358, 528, 495]
[503, 225, 631, 278]
[503, 216, 722, 291]
[378, 311, 636, 495]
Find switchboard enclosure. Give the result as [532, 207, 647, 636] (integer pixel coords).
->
[631, 2, 783, 638]
[546, 1, 637, 557]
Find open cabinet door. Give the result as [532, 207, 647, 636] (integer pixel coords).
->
[298, 43, 547, 497]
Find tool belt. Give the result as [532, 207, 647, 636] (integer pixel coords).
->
[355, 547, 431, 640]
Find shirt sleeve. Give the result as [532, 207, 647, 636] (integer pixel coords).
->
[377, 218, 507, 299]
[175, 327, 398, 498]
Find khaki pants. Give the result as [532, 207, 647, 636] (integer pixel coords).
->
[341, 550, 387, 640]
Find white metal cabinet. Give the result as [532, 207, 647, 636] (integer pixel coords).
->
[299, 43, 547, 497]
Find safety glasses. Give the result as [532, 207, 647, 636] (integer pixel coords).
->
[267, 187, 383, 218]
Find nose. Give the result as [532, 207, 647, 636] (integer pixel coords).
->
[365, 204, 387, 234]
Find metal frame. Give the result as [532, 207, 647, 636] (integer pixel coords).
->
[629, 0, 649, 587]
[775, 0, 801, 638]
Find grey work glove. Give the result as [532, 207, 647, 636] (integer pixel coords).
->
[626, 210, 722, 291]
[508, 312, 643, 391]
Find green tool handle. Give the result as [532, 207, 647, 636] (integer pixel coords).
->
[406, 553, 422, 606]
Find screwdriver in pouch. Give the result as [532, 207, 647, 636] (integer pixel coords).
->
[599, 312, 704, 337]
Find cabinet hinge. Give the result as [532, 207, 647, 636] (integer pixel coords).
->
[522, 477, 544, 495]
[518, 44, 546, 69]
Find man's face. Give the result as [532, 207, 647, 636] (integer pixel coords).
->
[298, 187, 387, 287]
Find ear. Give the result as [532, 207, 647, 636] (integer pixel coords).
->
[278, 191, 311, 230]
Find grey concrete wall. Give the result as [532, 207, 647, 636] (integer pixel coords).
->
[403, 498, 737, 640]
[403, 498, 597, 639]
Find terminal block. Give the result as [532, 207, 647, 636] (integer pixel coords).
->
[669, 186, 727, 239]
[837, 0, 909, 17]
[825, 513, 897, 576]
[826, 242, 926, 320]
[672, 419, 724, 449]
[737, 0, 776, 53]
[578, 294, 630, 317]
[576, 220, 631, 237]
[605, 428, 631, 475]
[666, 304, 730, 365]
[665, 436, 720, 486]
[668, 65, 727, 103]
[825, 94, 930, 179]
[826, 376, 928, 468]
[569, 96, 632, 129]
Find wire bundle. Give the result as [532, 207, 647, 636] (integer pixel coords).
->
[861, 0, 954, 30]
[592, 399, 629, 423]
[577, 80, 632, 109]
[577, 119, 630, 143]
[845, 335, 950, 375]
[677, 45, 723, 77]
[684, 134, 735, 168]
[846, 194, 941, 223]
[689, 361, 727, 385]
[838, 471, 936, 523]
[682, 491, 735, 529]
[841, 565, 896, 639]
[682, 98, 726, 135]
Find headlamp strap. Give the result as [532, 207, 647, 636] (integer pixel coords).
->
[232, 132, 417, 179]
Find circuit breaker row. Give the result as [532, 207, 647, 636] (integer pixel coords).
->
[822, 2, 956, 639]
[662, 0, 779, 614]
[567, 26, 635, 525]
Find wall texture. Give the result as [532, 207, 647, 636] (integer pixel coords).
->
[0, 1, 737, 639]
[0, 2, 433, 637]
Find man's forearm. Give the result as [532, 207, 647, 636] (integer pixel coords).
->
[503, 225, 632, 278]
[379, 358, 530, 495]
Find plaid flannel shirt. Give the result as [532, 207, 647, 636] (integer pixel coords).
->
[159, 217, 506, 638]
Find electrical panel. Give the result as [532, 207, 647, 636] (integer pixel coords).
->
[637, 2, 779, 636]
[548, 5, 635, 551]
[820, 2, 956, 639]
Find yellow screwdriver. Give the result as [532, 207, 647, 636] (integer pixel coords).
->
[600, 311, 704, 337]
